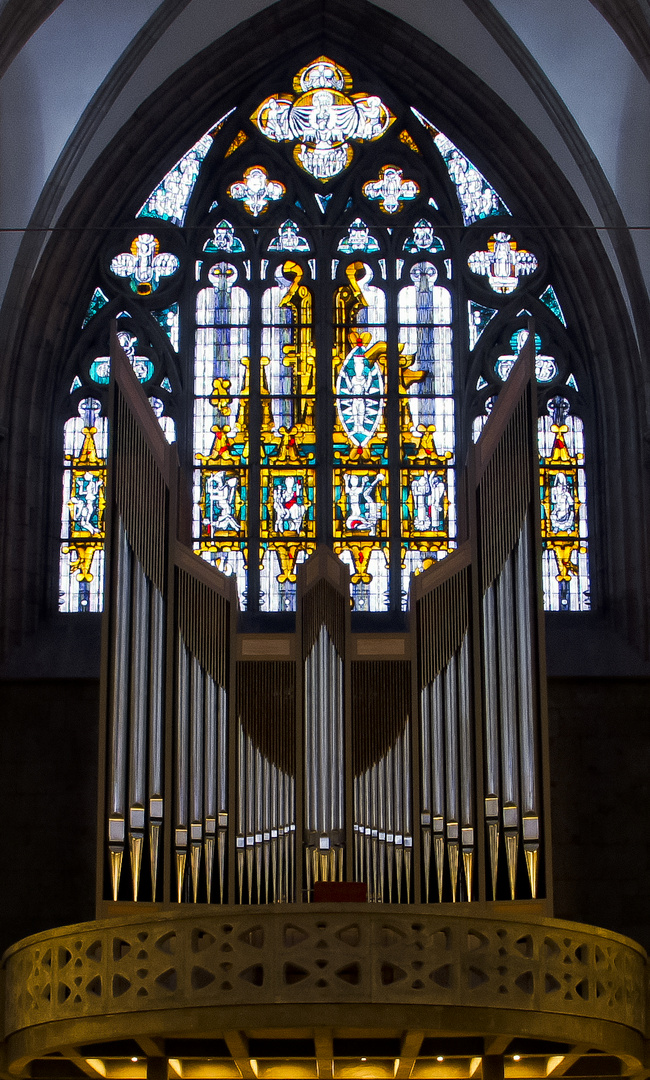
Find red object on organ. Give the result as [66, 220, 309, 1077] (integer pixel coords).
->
[313, 881, 367, 902]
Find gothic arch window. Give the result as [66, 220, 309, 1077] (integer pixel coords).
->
[58, 55, 590, 618]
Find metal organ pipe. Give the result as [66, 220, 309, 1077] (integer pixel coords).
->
[107, 522, 131, 902]
[175, 637, 190, 902]
[482, 583, 500, 898]
[128, 559, 149, 901]
[497, 555, 521, 899]
[515, 516, 540, 897]
[148, 585, 164, 899]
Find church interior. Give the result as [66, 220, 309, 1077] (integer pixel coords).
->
[0, 1, 649, 1078]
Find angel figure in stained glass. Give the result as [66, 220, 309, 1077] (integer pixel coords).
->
[344, 472, 384, 533]
[204, 471, 240, 533]
[411, 472, 445, 531]
[468, 233, 538, 294]
[252, 58, 394, 181]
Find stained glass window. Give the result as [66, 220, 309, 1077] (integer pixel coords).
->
[60, 56, 592, 616]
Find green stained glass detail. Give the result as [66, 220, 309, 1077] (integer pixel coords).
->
[70, 376, 82, 392]
[540, 285, 567, 326]
[152, 303, 180, 350]
[468, 301, 498, 350]
[161, 376, 172, 393]
[82, 288, 109, 328]
[412, 107, 509, 224]
[138, 109, 235, 227]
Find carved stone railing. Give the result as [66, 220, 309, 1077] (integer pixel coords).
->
[2, 908, 646, 1074]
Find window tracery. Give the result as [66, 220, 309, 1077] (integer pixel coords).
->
[59, 55, 591, 616]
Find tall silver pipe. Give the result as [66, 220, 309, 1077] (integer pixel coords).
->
[148, 587, 164, 801]
[431, 677, 445, 820]
[444, 656, 459, 827]
[420, 688, 432, 816]
[497, 558, 520, 810]
[190, 658, 204, 829]
[482, 585, 500, 800]
[175, 638, 190, 833]
[305, 649, 313, 832]
[204, 677, 217, 824]
[129, 561, 149, 816]
[175, 636, 190, 901]
[458, 634, 474, 828]
[218, 686, 228, 814]
[109, 523, 131, 825]
[515, 519, 536, 816]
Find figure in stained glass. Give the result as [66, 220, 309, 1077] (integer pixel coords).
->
[204, 470, 241, 534]
[137, 111, 233, 226]
[363, 166, 419, 213]
[496, 329, 557, 384]
[468, 233, 538, 294]
[411, 471, 445, 530]
[268, 220, 310, 252]
[336, 333, 384, 447]
[110, 234, 179, 295]
[252, 57, 394, 182]
[273, 475, 308, 533]
[403, 219, 444, 253]
[90, 331, 153, 384]
[227, 166, 285, 216]
[204, 220, 245, 253]
[60, 398, 107, 613]
[539, 396, 589, 611]
[343, 472, 384, 533]
[411, 108, 509, 225]
[338, 218, 380, 253]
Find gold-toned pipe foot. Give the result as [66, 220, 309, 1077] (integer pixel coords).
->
[204, 834, 215, 903]
[149, 821, 161, 901]
[129, 832, 143, 902]
[191, 841, 202, 903]
[448, 841, 459, 903]
[462, 847, 474, 901]
[434, 834, 445, 903]
[109, 848, 123, 902]
[524, 844, 539, 899]
[505, 831, 519, 900]
[487, 820, 499, 899]
[175, 849, 187, 903]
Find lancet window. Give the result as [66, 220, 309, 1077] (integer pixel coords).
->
[59, 55, 591, 617]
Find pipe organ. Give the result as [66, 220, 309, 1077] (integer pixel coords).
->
[99, 324, 549, 910]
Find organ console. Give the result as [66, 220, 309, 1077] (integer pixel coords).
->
[98, 320, 548, 909]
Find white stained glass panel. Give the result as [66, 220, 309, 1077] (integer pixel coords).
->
[399, 326, 453, 396]
[194, 327, 249, 396]
[59, 546, 105, 613]
[260, 548, 311, 612]
[405, 396, 455, 457]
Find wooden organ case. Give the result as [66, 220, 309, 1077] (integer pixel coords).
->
[97, 325, 550, 913]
